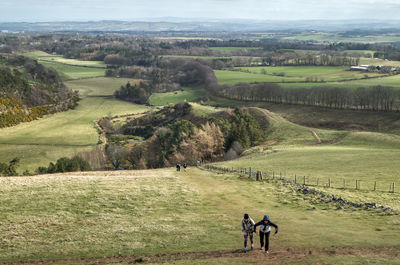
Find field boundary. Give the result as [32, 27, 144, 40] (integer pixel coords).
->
[201, 165, 398, 212]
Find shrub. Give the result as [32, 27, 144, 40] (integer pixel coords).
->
[35, 156, 91, 174]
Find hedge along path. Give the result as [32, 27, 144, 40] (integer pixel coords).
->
[3, 246, 399, 265]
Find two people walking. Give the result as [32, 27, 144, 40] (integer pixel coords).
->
[176, 163, 187, 172]
[241, 213, 278, 253]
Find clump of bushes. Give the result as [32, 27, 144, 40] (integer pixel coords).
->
[36, 156, 91, 174]
[0, 157, 20, 176]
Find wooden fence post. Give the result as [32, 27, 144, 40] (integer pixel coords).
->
[374, 181, 376, 191]
[356, 180, 358, 190]
[249, 167, 252, 179]
[303, 176, 306, 185]
[328, 178, 331, 188]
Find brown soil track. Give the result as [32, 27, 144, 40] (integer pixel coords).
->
[311, 130, 322, 144]
[3, 246, 399, 265]
[249, 107, 279, 122]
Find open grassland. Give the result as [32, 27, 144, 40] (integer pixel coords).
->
[35, 60, 105, 80]
[149, 87, 206, 106]
[162, 55, 230, 60]
[0, 168, 398, 264]
[23, 51, 106, 80]
[216, 108, 400, 210]
[190, 103, 224, 117]
[343, 50, 376, 57]
[215, 66, 386, 85]
[23, 51, 106, 68]
[359, 57, 400, 67]
[209, 47, 261, 52]
[0, 77, 147, 172]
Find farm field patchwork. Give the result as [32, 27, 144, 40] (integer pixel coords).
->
[215, 66, 388, 85]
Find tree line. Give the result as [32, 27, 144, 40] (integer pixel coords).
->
[216, 83, 399, 111]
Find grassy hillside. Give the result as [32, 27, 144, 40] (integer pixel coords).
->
[0, 168, 398, 264]
[214, 108, 400, 210]
[0, 77, 147, 172]
[23, 51, 105, 80]
[149, 87, 206, 106]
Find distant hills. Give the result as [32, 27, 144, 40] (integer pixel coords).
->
[1, 19, 400, 33]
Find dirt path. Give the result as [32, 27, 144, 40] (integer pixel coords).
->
[311, 130, 322, 144]
[250, 107, 279, 122]
[3, 246, 399, 265]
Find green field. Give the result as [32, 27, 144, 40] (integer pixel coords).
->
[214, 108, 400, 210]
[23, 51, 106, 80]
[1, 48, 400, 265]
[0, 168, 398, 264]
[23, 51, 106, 68]
[209, 47, 261, 52]
[0, 77, 148, 172]
[277, 74, 400, 90]
[343, 50, 376, 57]
[149, 87, 206, 106]
[215, 66, 386, 85]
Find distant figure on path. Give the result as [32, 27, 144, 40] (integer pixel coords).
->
[183, 163, 187, 172]
[254, 214, 278, 253]
[241, 213, 255, 253]
[176, 164, 181, 171]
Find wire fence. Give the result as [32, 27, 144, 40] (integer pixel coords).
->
[202, 164, 397, 193]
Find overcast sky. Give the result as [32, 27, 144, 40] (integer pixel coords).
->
[1, 0, 400, 22]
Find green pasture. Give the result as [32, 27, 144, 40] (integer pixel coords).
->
[23, 51, 106, 80]
[215, 66, 386, 85]
[209, 47, 261, 52]
[343, 50, 376, 57]
[359, 57, 400, 67]
[149, 87, 206, 106]
[217, 120, 400, 209]
[23, 51, 106, 68]
[35, 60, 105, 80]
[162, 55, 230, 60]
[0, 168, 398, 263]
[190, 103, 224, 117]
[0, 77, 148, 172]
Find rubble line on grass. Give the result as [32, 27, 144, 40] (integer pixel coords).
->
[200, 165, 399, 213]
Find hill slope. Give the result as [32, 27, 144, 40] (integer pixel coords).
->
[0, 168, 398, 264]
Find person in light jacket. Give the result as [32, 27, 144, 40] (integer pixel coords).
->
[241, 213, 255, 253]
[254, 214, 278, 253]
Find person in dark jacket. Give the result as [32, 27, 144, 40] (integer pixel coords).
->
[254, 214, 278, 253]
